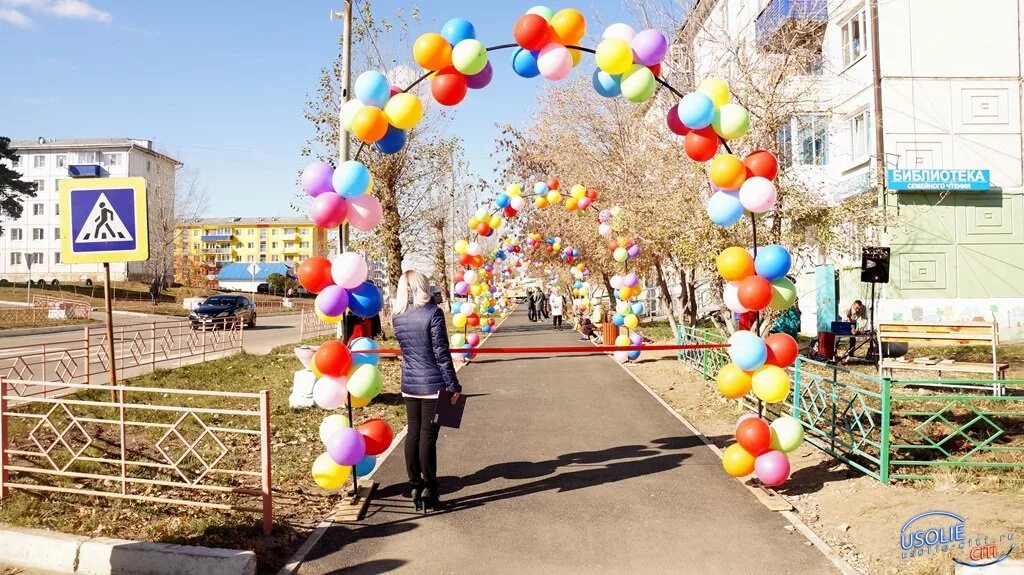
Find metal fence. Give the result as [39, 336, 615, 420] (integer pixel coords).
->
[253, 299, 314, 313]
[0, 379, 272, 534]
[0, 320, 243, 399]
[675, 326, 1024, 483]
[299, 308, 336, 340]
[32, 294, 92, 319]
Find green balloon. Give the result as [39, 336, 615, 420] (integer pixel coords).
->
[770, 416, 804, 452]
[619, 64, 656, 103]
[526, 5, 555, 21]
[712, 103, 751, 141]
[452, 39, 488, 76]
[769, 277, 797, 310]
[347, 364, 383, 400]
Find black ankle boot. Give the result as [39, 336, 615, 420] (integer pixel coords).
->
[421, 487, 442, 511]
[411, 486, 424, 512]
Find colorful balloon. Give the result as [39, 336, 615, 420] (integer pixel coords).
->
[716, 246, 755, 282]
[514, 14, 551, 50]
[602, 22, 636, 43]
[737, 275, 773, 311]
[751, 365, 790, 403]
[754, 245, 792, 281]
[348, 282, 383, 318]
[744, 150, 780, 181]
[728, 330, 767, 371]
[354, 454, 377, 477]
[712, 103, 751, 141]
[770, 416, 804, 453]
[374, 125, 406, 154]
[349, 337, 380, 367]
[347, 364, 383, 400]
[331, 252, 368, 289]
[315, 284, 349, 317]
[739, 176, 777, 213]
[684, 126, 719, 162]
[313, 375, 346, 409]
[716, 363, 752, 399]
[677, 92, 716, 129]
[354, 70, 391, 108]
[592, 69, 622, 97]
[667, 104, 690, 136]
[383, 92, 423, 130]
[736, 417, 772, 456]
[301, 162, 335, 197]
[769, 277, 797, 311]
[350, 106, 389, 143]
[319, 414, 351, 445]
[466, 61, 494, 89]
[297, 256, 334, 294]
[326, 427, 366, 466]
[431, 67, 468, 106]
[312, 452, 351, 490]
[452, 39, 488, 75]
[537, 43, 573, 80]
[311, 193, 348, 229]
[333, 160, 371, 199]
[620, 64, 656, 103]
[441, 18, 476, 45]
[413, 32, 452, 71]
[630, 29, 667, 66]
[709, 154, 747, 190]
[722, 443, 756, 477]
[754, 450, 790, 486]
[595, 38, 633, 75]
[512, 48, 541, 78]
[313, 340, 353, 379]
[549, 8, 586, 45]
[765, 333, 799, 368]
[707, 191, 744, 227]
[698, 77, 731, 107]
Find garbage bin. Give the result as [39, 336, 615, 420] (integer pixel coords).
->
[602, 311, 619, 345]
[817, 332, 836, 359]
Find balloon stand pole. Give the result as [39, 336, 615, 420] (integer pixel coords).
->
[346, 391, 357, 498]
[750, 214, 764, 419]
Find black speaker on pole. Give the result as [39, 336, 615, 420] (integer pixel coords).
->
[861, 247, 890, 284]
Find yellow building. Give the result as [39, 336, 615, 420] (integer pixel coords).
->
[174, 217, 327, 283]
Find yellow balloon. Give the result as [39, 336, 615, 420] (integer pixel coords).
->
[468, 217, 480, 230]
[698, 77, 731, 108]
[550, 8, 586, 44]
[469, 284, 483, 296]
[413, 32, 452, 71]
[570, 184, 586, 199]
[312, 452, 351, 490]
[383, 92, 423, 130]
[618, 286, 633, 300]
[717, 247, 755, 282]
[488, 214, 502, 229]
[311, 362, 323, 378]
[454, 239, 469, 255]
[535, 196, 549, 209]
[453, 313, 467, 328]
[546, 190, 562, 205]
[569, 48, 582, 67]
[615, 334, 630, 346]
[316, 308, 342, 324]
[716, 363, 752, 399]
[595, 38, 633, 75]
[751, 365, 791, 403]
[507, 183, 522, 197]
[623, 314, 639, 328]
[565, 197, 578, 211]
[344, 392, 371, 408]
[721, 443, 755, 477]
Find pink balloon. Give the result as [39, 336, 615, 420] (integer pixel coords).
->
[537, 43, 573, 81]
[754, 450, 791, 486]
[347, 194, 383, 231]
[467, 333, 480, 347]
[311, 193, 348, 229]
[577, 197, 592, 210]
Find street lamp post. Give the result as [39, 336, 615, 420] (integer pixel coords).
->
[25, 252, 32, 304]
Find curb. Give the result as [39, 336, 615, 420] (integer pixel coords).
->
[0, 525, 256, 575]
[0, 322, 101, 338]
[612, 352, 860, 575]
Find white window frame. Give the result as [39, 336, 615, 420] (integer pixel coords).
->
[841, 8, 868, 68]
[32, 228, 45, 241]
[792, 115, 830, 166]
[10, 253, 21, 265]
[56, 154, 66, 168]
[33, 155, 45, 168]
[54, 227, 61, 240]
[848, 109, 871, 164]
[104, 153, 121, 166]
[32, 203, 44, 216]
[11, 229, 23, 241]
[77, 151, 98, 164]
[30, 252, 43, 266]
[33, 180, 44, 192]
[54, 202, 59, 215]
[54, 251, 61, 264]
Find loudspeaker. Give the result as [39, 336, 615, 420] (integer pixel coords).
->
[861, 247, 890, 284]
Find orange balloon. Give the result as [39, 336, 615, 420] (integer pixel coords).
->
[716, 363, 752, 399]
[313, 340, 352, 378]
[550, 8, 586, 45]
[296, 256, 333, 294]
[716, 247, 754, 282]
[737, 276, 773, 311]
[709, 154, 747, 190]
[413, 32, 452, 71]
[351, 106, 388, 143]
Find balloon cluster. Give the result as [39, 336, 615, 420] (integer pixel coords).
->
[592, 24, 668, 103]
[296, 253, 384, 324]
[721, 413, 804, 487]
[301, 160, 384, 232]
[339, 70, 425, 153]
[608, 272, 645, 363]
[414, 19, 492, 106]
[531, 179, 599, 211]
[512, 7, 586, 80]
[669, 78, 752, 161]
[310, 337, 396, 490]
[718, 245, 796, 315]
[452, 266, 493, 297]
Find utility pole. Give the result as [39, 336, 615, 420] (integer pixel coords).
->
[868, 0, 887, 236]
[330, 0, 353, 257]
[449, 150, 456, 305]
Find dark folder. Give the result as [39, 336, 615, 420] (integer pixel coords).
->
[433, 390, 466, 429]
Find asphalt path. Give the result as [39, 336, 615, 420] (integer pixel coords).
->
[298, 309, 839, 575]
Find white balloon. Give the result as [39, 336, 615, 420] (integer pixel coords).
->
[598, 223, 612, 237]
[603, 22, 637, 43]
[331, 252, 368, 289]
[510, 196, 525, 210]
[467, 242, 482, 256]
[339, 99, 365, 132]
[724, 282, 748, 313]
[318, 413, 351, 444]
[739, 177, 778, 214]
[313, 376, 346, 410]
[464, 270, 479, 284]
[609, 274, 624, 289]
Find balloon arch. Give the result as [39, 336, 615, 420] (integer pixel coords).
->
[293, 6, 804, 493]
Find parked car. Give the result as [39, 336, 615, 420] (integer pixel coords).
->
[256, 283, 270, 294]
[189, 295, 256, 330]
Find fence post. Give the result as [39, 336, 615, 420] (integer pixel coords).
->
[879, 377, 892, 484]
[830, 366, 838, 453]
[83, 326, 91, 385]
[674, 324, 682, 364]
[259, 390, 273, 535]
[792, 356, 802, 419]
[299, 310, 306, 341]
[151, 321, 157, 371]
[0, 379, 7, 498]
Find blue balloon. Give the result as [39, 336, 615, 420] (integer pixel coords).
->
[631, 302, 645, 315]
[512, 48, 540, 78]
[535, 182, 549, 196]
[496, 193, 510, 208]
[332, 160, 371, 199]
[707, 190, 745, 227]
[374, 125, 406, 154]
[487, 306, 495, 313]
[349, 336, 379, 366]
[348, 282, 383, 318]
[677, 92, 716, 129]
[592, 69, 622, 98]
[354, 70, 391, 108]
[354, 455, 377, 477]
[729, 331, 768, 371]
[441, 18, 476, 45]
[755, 244, 792, 281]
[482, 325, 491, 333]
[612, 313, 625, 327]
[627, 349, 641, 360]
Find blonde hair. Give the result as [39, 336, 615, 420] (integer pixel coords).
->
[392, 270, 432, 315]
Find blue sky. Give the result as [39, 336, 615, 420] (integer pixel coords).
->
[0, 0, 663, 218]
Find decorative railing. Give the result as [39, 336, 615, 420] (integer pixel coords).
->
[675, 326, 1024, 483]
[0, 379, 272, 534]
[299, 309, 336, 340]
[755, 0, 828, 46]
[31, 294, 92, 319]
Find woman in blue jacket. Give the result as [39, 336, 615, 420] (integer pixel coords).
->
[392, 270, 462, 512]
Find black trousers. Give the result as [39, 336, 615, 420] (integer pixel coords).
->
[553, 314, 562, 328]
[528, 307, 537, 321]
[405, 397, 440, 492]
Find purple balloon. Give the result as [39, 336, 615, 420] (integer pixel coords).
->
[316, 285, 349, 316]
[629, 333, 644, 346]
[623, 272, 638, 287]
[598, 209, 612, 223]
[466, 61, 493, 89]
[627, 244, 641, 258]
[326, 428, 366, 466]
[631, 29, 668, 66]
[455, 281, 470, 296]
[301, 162, 336, 197]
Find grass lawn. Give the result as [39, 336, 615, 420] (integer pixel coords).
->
[0, 335, 404, 573]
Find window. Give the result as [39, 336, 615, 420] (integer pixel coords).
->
[247, 242, 254, 249]
[10, 253, 21, 265]
[28, 252, 43, 265]
[841, 10, 867, 67]
[56, 154, 66, 168]
[55, 203, 59, 215]
[54, 228, 60, 240]
[104, 153, 120, 166]
[259, 241, 266, 251]
[32, 203, 44, 216]
[33, 180, 44, 192]
[272, 229, 278, 235]
[248, 229, 254, 236]
[11, 229, 22, 241]
[77, 152, 98, 164]
[33, 155, 45, 168]
[146, 160, 152, 172]
[849, 109, 871, 162]
[259, 229, 267, 239]
[272, 255, 280, 262]
[796, 116, 829, 165]
[32, 228, 44, 240]
[259, 256, 266, 262]
[271, 242, 278, 249]
[247, 256, 254, 262]
[299, 228, 308, 235]
[300, 242, 310, 249]
[54, 252, 61, 264]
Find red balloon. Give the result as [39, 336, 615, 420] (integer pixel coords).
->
[357, 418, 394, 456]
[296, 256, 334, 294]
[744, 150, 779, 181]
[586, 188, 599, 200]
[514, 14, 551, 50]
[312, 340, 352, 378]
[431, 67, 468, 106]
[547, 177, 560, 190]
[471, 255, 484, 268]
[667, 104, 690, 136]
[504, 206, 518, 217]
[765, 333, 799, 368]
[453, 270, 465, 283]
[476, 221, 491, 236]
[736, 418, 772, 456]
[647, 63, 661, 77]
[684, 126, 719, 162]
[467, 313, 480, 327]
[737, 276, 773, 311]
[458, 253, 472, 266]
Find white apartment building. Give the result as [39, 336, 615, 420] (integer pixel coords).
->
[680, 0, 1024, 337]
[0, 138, 180, 285]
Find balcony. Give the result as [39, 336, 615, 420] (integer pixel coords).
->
[208, 248, 233, 255]
[756, 0, 827, 51]
[281, 244, 301, 253]
[201, 234, 232, 242]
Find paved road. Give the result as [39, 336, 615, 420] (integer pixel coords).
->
[298, 310, 840, 575]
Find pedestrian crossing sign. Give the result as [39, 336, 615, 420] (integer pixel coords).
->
[59, 177, 149, 263]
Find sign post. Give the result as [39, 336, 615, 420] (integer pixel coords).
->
[59, 177, 149, 390]
[247, 262, 261, 293]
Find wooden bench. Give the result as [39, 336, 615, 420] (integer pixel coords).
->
[877, 321, 1009, 394]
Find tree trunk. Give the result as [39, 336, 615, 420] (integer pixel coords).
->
[601, 271, 614, 303]
[685, 269, 698, 325]
[430, 220, 450, 311]
[653, 260, 678, 339]
[667, 255, 690, 327]
[379, 183, 403, 296]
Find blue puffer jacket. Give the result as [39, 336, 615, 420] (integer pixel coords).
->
[392, 303, 461, 396]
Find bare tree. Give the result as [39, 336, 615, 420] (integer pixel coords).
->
[148, 164, 209, 287]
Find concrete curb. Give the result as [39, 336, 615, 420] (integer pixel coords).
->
[0, 525, 256, 575]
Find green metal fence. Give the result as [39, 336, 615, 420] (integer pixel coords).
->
[674, 326, 1024, 483]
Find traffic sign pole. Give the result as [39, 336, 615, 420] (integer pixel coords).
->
[103, 262, 117, 399]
